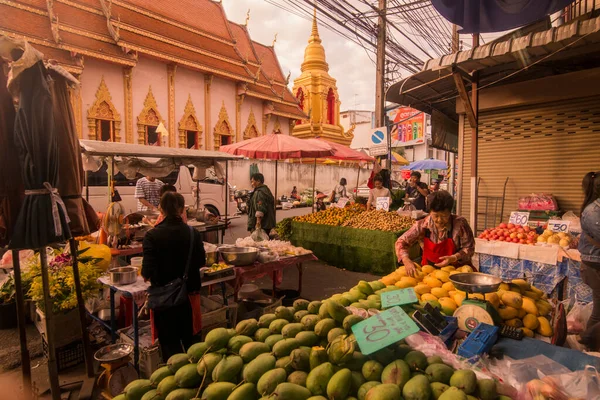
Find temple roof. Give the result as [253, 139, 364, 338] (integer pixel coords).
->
[1, 0, 305, 118]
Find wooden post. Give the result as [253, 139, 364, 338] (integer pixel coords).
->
[470, 35, 480, 231]
[11, 251, 31, 389]
[40, 249, 61, 400]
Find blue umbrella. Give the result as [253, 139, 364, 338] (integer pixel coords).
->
[431, 0, 573, 34]
[407, 158, 448, 171]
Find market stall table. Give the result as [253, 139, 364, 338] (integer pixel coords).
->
[93, 276, 150, 373]
[232, 253, 317, 300]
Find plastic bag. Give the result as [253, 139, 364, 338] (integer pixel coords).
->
[541, 366, 600, 400]
[567, 302, 593, 334]
[518, 193, 558, 211]
[562, 211, 582, 233]
[251, 228, 269, 242]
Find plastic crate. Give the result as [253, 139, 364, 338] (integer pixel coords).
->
[42, 336, 84, 372]
[118, 321, 161, 379]
[457, 323, 499, 360]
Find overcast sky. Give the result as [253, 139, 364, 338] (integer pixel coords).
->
[222, 0, 377, 111]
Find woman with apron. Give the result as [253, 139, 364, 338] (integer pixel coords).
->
[395, 191, 476, 277]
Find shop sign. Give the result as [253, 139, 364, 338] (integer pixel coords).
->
[547, 219, 570, 233]
[509, 211, 530, 226]
[369, 145, 388, 156]
[352, 306, 420, 355]
[380, 288, 418, 308]
[336, 198, 349, 208]
[388, 107, 425, 148]
[376, 197, 390, 211]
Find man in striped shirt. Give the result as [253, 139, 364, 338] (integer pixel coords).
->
[135, 176, 164, 211]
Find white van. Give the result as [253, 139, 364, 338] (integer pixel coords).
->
[85, 163, 237, 217]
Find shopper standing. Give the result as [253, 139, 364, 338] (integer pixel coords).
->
[579, 171, 600, 351]
[247, 173, 276, 233]
[142, 192, 205, 359]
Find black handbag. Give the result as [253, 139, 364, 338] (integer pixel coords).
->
[147, 226, 195, 311]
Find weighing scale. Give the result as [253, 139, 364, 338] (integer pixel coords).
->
[94, 343, 138, 399]
[450, 273, 503, 332]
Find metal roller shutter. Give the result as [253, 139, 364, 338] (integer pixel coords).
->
[460, 95, 600, 231]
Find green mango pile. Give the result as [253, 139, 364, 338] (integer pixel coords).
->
[113, 280, 512, 400]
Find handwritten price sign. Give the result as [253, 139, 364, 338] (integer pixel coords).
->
[376, 197, 390, 212]
[336, 198, 349, 208]
[381, 288, 418, 308]
[547, 219, 570, 233]
[509, 211, 530, 226]
[351, 306, 420, 355]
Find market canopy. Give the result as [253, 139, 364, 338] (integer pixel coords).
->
[79, 139, 240, 179]
[407, 158, 448, 171]
[431, 0, 573, 34]
[308, 138, 374, 162]
[386, 14, 600, 122]
[219, 133, 334, 160]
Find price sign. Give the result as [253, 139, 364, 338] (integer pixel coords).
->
[381, 288, 418, 308]
[509, 211, 530, 226]
[376, 197, 390, 211]
[351, 306, 420, 355]
[547, 219, 571, 233]
[336, 198, 349, 208]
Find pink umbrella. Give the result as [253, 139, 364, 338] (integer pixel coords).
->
[220, 133, 334, 215]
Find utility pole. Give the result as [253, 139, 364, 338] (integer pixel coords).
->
[375, 0, 386, 128]
[470, 34, 480, 231]
[451, 24, 460, 53]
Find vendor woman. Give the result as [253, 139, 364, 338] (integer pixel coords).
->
[395, 190, 475, 277]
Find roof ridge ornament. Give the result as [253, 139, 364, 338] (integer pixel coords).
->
[272, 33, 278, 47]
[245, 9, 250, 27]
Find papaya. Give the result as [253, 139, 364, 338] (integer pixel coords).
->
[124, 379, 153, 400]
[276, 355, 294, 375]
[239, 341, 271, 363]
[431, 287, 449, 298]
[228, 383, 257, 400]
[196, 352, 222, 378]
[402, 374, 432, 400]
[343, 315, 364, 330]
[438, 297, 458, 316]
[294, 299, 310, 311]
[307, 300, 322, 314]
[309, 347, 328, 370]
[314, 318, 336, 338]
[282, 323, 305, 339]
[477, 378, 497, 400]
[301, 314, 320, 331]
[358, 382, 380, 400]
[265, 334, 284, 349]
[140, 390, 159, 400]
[360, 360, 383, 381]
[290, 348, 311, 371]
[259, 313, 278, 328]
[358, 280, 375, 295]
[327, 368, 352, 400]
[449, 370, 477, 394]
[536, 316, 553, 337]
[381, 360, 411, 391]
[326, 300, 351, 323]
[327, 328, 346, 343]
[164, 388, 197, 400]
[270, 318, 290, 334]
[200, 382, 236, 400]
[150, 366, 172, 386]
[244, 353, 277, 384]
[425, 363, 454, 384]
[174, 364, 202, 388]
[296, 331, 319, 347]
[430, 382, 450, 399]
[157, 376, 178, 398]
[166, 354, 189, 374]
[255, 328, 272, 342]
[257, 368, 288, 396]
[186, 342, 208, 363]
[521, 297, 539, 316]
[294, 310, 310, 322]
[370, 280, 386, 291]
[272, 382, 312, 400]
[212, 355, 243, 383]
[204, 327, 231, 351]
[365, 383, 402, 400]
[236, 318, 259, 336]
[438, 387, 467, 400]
[434, 270, 451, 283]
[306, 362, 335, 396]
[427, 356, 443, 365]
[442, 281, 455, 292]
[421, 293, 438, 302]
[275, 306, 295, 321]
[273, 338, 301, 358]
[414, 284, 431, 295]
[405, 351, 428, 371]
[288, 370, 309, 387]
[327, 334, 356, 364]
[227, 335, 252, 354]
[350, 371, 366, 396]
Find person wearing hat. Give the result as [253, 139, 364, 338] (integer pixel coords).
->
[315, 192, 327, 212]
[430, 179, 440, 192]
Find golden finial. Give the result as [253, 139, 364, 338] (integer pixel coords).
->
[272, 33, 278, 47]
[245, 9, 250, 26]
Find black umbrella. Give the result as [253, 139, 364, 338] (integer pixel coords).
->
[431, 0, 573, 33]
[8, 44, 71, 249]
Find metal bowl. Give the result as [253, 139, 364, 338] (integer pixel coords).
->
[218, 246, 259, 266]
[109, 266, 137, 285]
[449, 272, 503, 294]
[94, 343, 133, 363]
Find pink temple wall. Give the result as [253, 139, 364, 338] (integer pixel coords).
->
[79, 59, 125, 142]
[132, 57, 168, 144]
[174, 66, 205, 147]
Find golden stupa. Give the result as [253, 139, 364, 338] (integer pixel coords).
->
[292, 9, 354, 145]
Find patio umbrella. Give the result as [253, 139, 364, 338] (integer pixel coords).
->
[407, 158, 448, 171]
[431, 0, 572, 34]
[220, 133, 334, 215]
[0, 58, 22, 247]
[391, 151, 410, 166]
[49, 65, 99, 237]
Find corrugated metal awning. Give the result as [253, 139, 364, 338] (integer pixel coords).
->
[386, 14, 600, 121]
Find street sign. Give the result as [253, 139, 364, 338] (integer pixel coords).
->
[352, 306, 420, 355]
[547, 219, 571, 233]
[509, 211, 530, 226]
[369, 145, 388, 156]
[380, 288, 418, 308]
[376, 197, 390, 211]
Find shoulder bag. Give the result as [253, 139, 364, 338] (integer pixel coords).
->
[147, 226, 195, 311]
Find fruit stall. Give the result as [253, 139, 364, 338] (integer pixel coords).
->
[475, 222, 590, 303]
[110, 265, 600, 400]
[290, 206, 418, 274]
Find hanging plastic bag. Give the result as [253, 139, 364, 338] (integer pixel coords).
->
[251, 227, 269, 242]
[567, 301, 594, 334]
[541, 366, 600, 400]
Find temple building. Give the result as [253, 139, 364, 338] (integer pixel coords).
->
[292, 10, 354, 146]
[0, 0, 305, 150]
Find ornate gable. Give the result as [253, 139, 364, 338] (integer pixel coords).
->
[137, 87, 165, 144]
[179, 95, 203, 148]
[87, 76, 122, 141]
[243, 108, 259, 140]
[214, 101, 232, 149]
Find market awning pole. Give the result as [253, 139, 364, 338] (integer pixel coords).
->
[40, 248, 61, 400]
[224, 161, 229, 242]
[69, 239, 94, 377]
[11, 250, 31, 390]
[355, 165, 361, 201]
[312, 158, 317, 213]
[274, 160, 278, 219]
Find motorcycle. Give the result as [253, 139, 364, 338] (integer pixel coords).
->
[233, 187, 250, 214]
